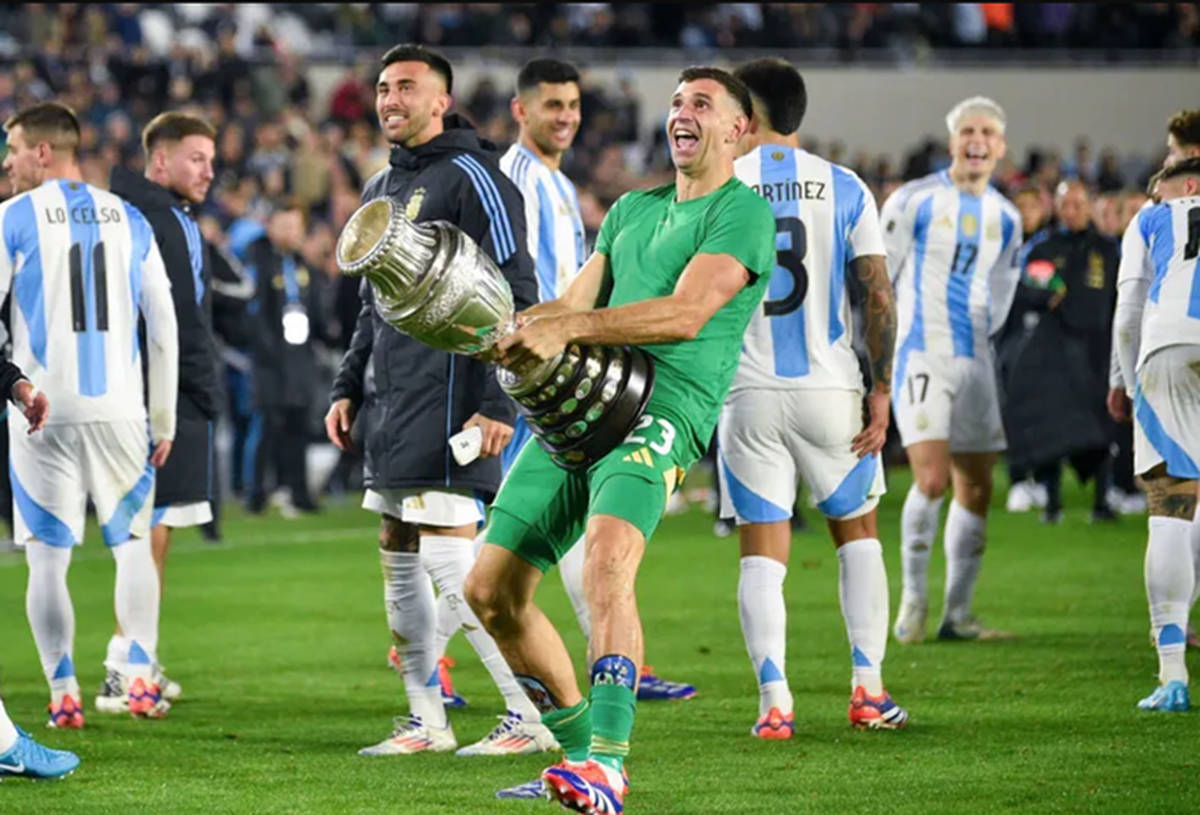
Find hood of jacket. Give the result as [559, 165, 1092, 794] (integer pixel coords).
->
[386, 113, 499, 172]
[109, 166, 194, 216]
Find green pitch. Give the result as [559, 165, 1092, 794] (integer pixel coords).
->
[0, 469, 1196, 814]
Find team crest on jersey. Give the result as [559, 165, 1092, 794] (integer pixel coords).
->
[1087, 253, 1105, 288]
[771, 150, 785, 161]
[405, 187, 426, 220]
[986, 220, 1000, 241]
[960, 213, 979, 237]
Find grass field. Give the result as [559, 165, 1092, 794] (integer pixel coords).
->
[0, 467, 1196, 815]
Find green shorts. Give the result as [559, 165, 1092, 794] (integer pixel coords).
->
[485, 405, 697, 573]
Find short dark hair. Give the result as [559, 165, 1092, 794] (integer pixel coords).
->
[381, 44, 453, 94]
[676, 66, 753, 119]
[517, 58, 581, 95]
[1168, 109, 1200, 150]
[4, 101, 81, 156]
[1157, 156, 1200, 183]
[142, 111, 217, 158]
[732, 58, 807, 135]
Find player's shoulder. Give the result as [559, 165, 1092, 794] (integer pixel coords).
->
[887, 171, 950, 210]
[499, 144, 544, 188]
[723, 176, 774, 217]
[614, 182, 674, 213]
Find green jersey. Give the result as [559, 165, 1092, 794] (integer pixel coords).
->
[595, 176, 776, 455]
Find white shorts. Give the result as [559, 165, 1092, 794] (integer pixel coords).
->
[9, 419, 156, 548]
[362, 488, 485, 527]
[892, 352, 1006, 453]
[717, 388, 887, 523]
[151, 501, 213, 529]
[1133, 345, 1200, 480]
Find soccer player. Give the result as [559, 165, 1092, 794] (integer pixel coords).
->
[1109, 157, 1200, 712]
[496, 57, 696, 705]
[325, 45, 553, 757]
[465, 67, 775, 814]
[0, 360, 79, 780]
[719, 57, 908, 738]
[880, 97, 1023, 644]
[0, 102, 179, 725]
[103, 111, 223, 709]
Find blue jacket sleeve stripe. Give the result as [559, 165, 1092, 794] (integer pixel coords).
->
[452, 155, 516, 265]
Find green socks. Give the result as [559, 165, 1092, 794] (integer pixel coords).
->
[542, 699, 592, 763]
[588, 655, 638, 773]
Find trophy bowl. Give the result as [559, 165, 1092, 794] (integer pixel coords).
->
[336, 196, 654, 471]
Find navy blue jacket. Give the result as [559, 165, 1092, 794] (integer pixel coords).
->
[330, 115, 537, 498]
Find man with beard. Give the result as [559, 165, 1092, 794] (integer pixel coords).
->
[105, 112, 223, 711]
[464, 67, 775, 814]
[324, 44, 551, 757]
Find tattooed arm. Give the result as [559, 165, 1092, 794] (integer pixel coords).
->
[850, 253, 897, 457]
[852, 254, 897, 395]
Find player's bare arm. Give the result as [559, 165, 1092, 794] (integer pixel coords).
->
[851, 254, 897, 457]
[516, 251, 611, 322]
[495, 251, 749, 369]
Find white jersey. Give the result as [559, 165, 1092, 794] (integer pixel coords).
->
[880, 171, 1022, 387]
[731, 145, 886, 391]
[0, 179, 178, 440]
[1119, 195, 1200, 370]
[500, 143, 587, 302]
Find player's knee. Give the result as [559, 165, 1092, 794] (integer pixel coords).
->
[914, 469, 950, 499]
[955, 477, 993, 515]
[1141, 469, 1198, 520]
[378, 515, 419, 553]
[463, 569, 517, 635]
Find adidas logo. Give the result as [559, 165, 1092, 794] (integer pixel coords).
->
[623, 447, 653, 466]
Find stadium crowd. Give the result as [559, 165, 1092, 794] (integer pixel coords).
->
[0, 3, 1174, 516]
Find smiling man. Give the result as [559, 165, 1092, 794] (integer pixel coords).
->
[879, 97, 1024, 645]
[324, 44, 546, 758]
[464, 67, 775, 814]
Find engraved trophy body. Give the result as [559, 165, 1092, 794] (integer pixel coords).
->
[336, 197, 653, 470]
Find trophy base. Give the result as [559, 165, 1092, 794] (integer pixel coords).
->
[498, 344, 655, 471]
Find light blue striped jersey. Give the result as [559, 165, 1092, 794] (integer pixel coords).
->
[499, 143, 587, 302]
[0, 179, 178, 436]
[732, 144, 886, 391]
[1120, 194, 1200, 370]
[880, 171, 1022, 388]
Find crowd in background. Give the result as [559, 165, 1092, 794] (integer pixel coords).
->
[0, 2, 1176, 516]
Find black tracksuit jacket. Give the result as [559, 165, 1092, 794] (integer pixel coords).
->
[330, 115, 537, 500]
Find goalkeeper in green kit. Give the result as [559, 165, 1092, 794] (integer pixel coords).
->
[464, 66, 775, 813]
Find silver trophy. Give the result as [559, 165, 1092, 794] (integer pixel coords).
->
[335, 197, 654, 470]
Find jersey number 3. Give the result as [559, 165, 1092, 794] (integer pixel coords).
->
[764, 217, 808, 318]
[70, 241, 109, 333]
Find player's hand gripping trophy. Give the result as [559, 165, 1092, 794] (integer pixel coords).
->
[335, 197, 654, 470]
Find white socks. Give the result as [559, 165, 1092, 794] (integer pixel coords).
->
[380, 549, 445, 729]
[900, 486, 944, 607]
[110, 537, 160, 680]
[25, 541, 77, 701]
[420, 536, 540, 722]
[558, 534, 591, 641]
[738, 555, 792, 716]
[1146, 517, 1194, 685]
[1191, 505, 1200, 610]
[943, 502, 987, 625]
[0, 693, 17, 754]
[838, 539, 888, 695]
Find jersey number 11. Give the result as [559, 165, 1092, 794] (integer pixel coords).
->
[70, 241, 109, 333]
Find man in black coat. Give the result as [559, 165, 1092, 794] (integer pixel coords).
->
[324, 44, 552, 758]
[106, 111, 225, 706]
[997, 180, 1119, 523]
[245, 199, 322, 516]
